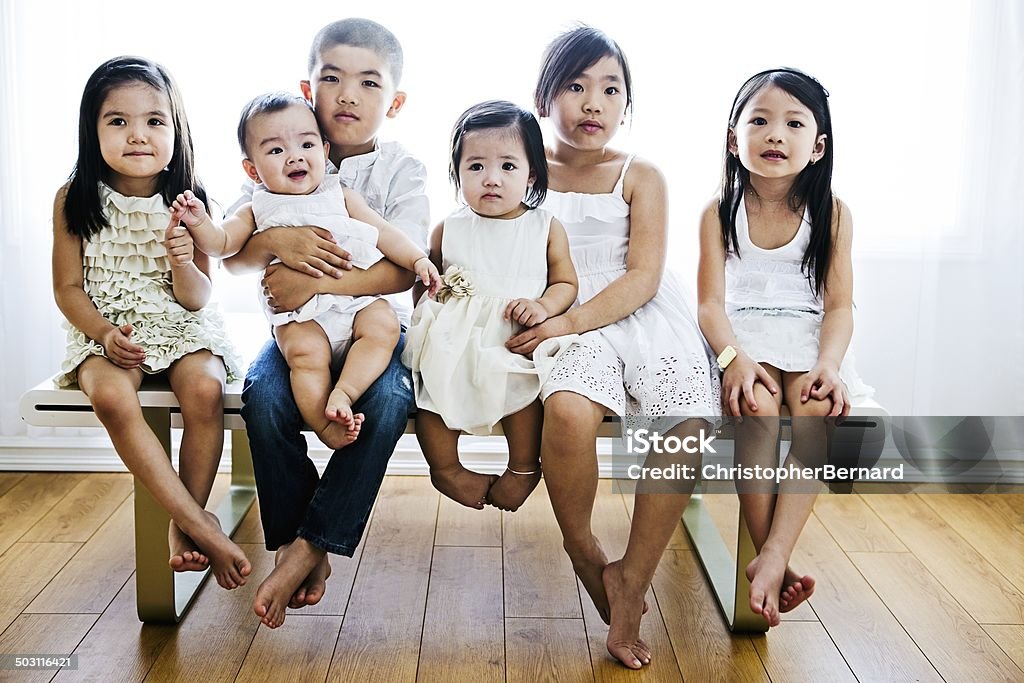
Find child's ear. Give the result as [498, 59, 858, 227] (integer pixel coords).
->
[811, 133, 828, 164]
[727, 128, 738, 156]
[299, 80, 314, 103]
[386, 91, 407, 119]
[242, 158, 261, 184]
[323, 140, 330, 160]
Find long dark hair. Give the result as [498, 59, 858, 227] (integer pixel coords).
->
[64, 56, 207, 240]
[449, 100, 548, 209]
[719, 67, 836, 296]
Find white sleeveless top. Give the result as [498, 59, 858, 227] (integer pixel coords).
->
[724, 195, 821, 317]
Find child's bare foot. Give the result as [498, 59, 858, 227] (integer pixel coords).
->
[602, 560, 652, 670]
[745, 548, 787, 627]
[185, 511, 252, 590]
[253, 538, 325, 628]
[325, 388, 355, 425]
[288, 553, 332, 609]
[168, 520, 208, 572]
[430, 464, 498, 510]
[485, 467, 541, 511]
[780, 568, 815, 612]
[318, 412, 364, 450]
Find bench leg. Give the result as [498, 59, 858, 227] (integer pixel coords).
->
[134, 409, 256, 623]
[682, 492, 768, 633]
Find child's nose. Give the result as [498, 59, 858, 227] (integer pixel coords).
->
[128, 123, 147, 143]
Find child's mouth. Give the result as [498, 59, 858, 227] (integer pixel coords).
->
[761, 151, 787, 160]
[289, 170, 308, 179]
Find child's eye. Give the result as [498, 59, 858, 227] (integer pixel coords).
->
[148, 118, 165, 126]
[468, 163, 483, 171]
[268, 147, 283, 155]
[502, 162, 517, 171]
[604, 87, 619, 96]
[302, 141, 316, 149]
[751, 117, 767, 126]
[108, 118, 126, 126]
[362, 80, 380, 88]
[321, 75, 339, 83]
[788, 121, 804, 128]
[568, 83, 584, 93]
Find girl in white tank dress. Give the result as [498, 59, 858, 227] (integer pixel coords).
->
[698, 68, 872, 629]
[403, 101, 579, 513]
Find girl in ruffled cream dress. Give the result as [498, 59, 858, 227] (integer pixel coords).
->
[52, 57, 248, 591]
[402, 100, 579, 512]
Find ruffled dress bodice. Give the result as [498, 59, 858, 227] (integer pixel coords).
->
[57, 184, 242, 386]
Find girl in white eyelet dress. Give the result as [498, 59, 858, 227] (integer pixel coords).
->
[540, 155, 721, 425]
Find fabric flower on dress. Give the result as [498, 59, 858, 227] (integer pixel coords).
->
[435, 265, 475, 304]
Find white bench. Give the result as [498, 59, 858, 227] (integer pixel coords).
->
[20, 377, 887, 631]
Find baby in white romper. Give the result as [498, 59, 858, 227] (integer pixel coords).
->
[171, 93, 439, 449]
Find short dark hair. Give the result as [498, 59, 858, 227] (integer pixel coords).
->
[307, 18, 403, 86]
[64, 55, 207, 240]
[237, 92, 316, 157]
[534, 25, 633, 117]
[449, 100, 548, 209]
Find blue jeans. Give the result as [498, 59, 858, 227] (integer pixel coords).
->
[240, 332, 414, 555]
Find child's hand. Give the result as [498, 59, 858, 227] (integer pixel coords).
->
[799, 363, 851, 418]
[169, 189, 209, 230]
[504, 298, 549, 327]
[164, 213, 194, 267]
[506, 314, 573, 356]
[722, 352, 779, 417]
[101, 323, 146, 369]
[414, 257, 442, 297]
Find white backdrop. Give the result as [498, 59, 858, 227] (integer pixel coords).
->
[1, 0, 1022, 453]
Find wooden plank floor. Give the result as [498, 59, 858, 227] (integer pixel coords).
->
[0, 473, 1022, 682]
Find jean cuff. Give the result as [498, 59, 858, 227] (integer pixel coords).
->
[296, 527, 357, 557]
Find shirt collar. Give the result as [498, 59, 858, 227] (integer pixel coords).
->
[327, 141, 381, 175]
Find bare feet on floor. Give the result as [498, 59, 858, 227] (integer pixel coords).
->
[288, 553, 332, 609]
[168, 520, 208, 572]
[746, 548, 788, 627]
[253, 538, 325, 628]
[485, 467, 541, 511]
[780, 568, 815, 613]
[183, 511, 252, 590]
[602, 560, 652, 670]
[430, 464, 498, 510]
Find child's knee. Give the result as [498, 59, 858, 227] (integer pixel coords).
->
[278, 326, 330, 370]
[179, 373, 224, 414]
[355, 304, 400, 346]
[91, 384, 135, 421]
[788, 397, 834, 418]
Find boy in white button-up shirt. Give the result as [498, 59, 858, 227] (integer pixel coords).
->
[222, 18, 430, 630]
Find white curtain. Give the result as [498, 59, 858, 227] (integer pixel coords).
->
[1, 1, 1021, 453]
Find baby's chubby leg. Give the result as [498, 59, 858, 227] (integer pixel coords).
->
[274, 321, 354, 450]
[325, 300, 400, 434]
[487, 400, 543, 512]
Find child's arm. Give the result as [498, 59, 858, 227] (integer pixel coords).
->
[52, 186, 145, 368]
[163, 216, 213, 311]
[413, 222, 445, 304]
[803, 198, 855, 416]
[169, 190, 256, 258]
[506, 158, 664, 354]
[343, 188, 441, 295]
[505, 218, 578, 327]
[695, 199, 779, 416]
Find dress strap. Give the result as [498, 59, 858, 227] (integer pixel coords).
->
[613, 154, 636, 196]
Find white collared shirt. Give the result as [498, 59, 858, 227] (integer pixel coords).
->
[228, 140, 429, 327]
